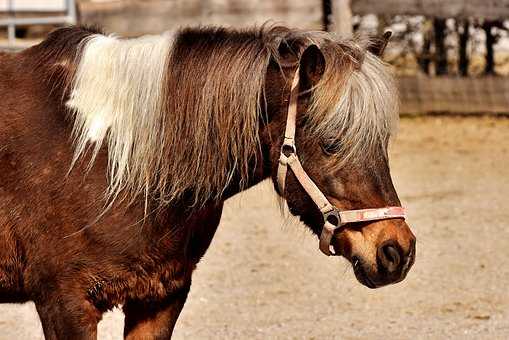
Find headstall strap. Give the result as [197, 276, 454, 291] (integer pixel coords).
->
[277, 67, 407, 256]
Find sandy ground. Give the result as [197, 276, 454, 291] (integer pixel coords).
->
[0, 116, 508, 339]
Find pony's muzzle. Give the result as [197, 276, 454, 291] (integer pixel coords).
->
[335, 219, 416, 288]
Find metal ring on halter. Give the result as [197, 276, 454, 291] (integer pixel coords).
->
[280, 140, 296, 157]
[319, 207, 341, 256]
[322, 207, 340, 227]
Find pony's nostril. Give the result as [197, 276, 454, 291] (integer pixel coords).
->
[378, 241, 401, 273]
[384, 245, 400, 265]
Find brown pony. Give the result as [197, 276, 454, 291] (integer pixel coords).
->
[0, 26, 415, 339]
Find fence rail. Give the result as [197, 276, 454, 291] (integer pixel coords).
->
[352, 0, 509, 20]
[0, 0, 67, 12]
[399, 76, 509, 115]
[0, 0, 76, 48]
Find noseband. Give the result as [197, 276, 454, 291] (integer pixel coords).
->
[277, 67, 406, 256]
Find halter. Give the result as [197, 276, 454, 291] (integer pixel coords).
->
[277, 67, 406, 256]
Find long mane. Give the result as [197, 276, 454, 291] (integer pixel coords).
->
[305, 33, 399, 169]
[34, 26, 398, 207]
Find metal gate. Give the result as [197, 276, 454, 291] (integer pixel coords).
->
[0, 0, 77, 49]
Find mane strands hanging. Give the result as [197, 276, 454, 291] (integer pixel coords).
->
[67, 32, 174, 203]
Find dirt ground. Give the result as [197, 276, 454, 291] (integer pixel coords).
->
[0, 116, 508, 339]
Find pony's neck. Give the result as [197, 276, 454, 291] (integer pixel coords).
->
[219, 143, 272, 201]
[36, 26, 277, 207]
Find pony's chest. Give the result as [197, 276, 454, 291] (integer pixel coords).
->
[87, 258, 191, 310]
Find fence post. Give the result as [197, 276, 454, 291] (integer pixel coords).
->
[7, 0, 15, 43]
[331, 0, 352, 37]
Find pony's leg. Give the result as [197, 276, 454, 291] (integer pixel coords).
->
[123, 283, 190, 340]
[35, 295, 100, 340]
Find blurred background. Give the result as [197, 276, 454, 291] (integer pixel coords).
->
[0, 1, 508, 339]
[2, 0, 509, 114]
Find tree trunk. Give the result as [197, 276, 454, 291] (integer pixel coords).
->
[322, 0, 332, 32]
[434, 18, 448, 76]
[322, 0, 332, 31]
[483, 21, 496, 75]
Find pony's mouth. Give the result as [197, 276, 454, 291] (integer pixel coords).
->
[352, 256, 377, 289]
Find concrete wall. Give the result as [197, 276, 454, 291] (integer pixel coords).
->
[79, 0, 323, 36]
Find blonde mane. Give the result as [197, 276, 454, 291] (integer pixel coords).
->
[67, 32, 174, 205]
[305, 34, 399, 169]
[63, 26, 398, 207]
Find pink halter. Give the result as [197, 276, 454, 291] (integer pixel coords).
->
[277, 67, 406, 256]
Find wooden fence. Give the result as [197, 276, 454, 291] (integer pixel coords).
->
[5, 0, 507, 115]
[352, 0, 509, 20]
[398, 76, 509, 115]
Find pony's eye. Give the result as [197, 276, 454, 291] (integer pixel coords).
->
[320, 140, 340, 156]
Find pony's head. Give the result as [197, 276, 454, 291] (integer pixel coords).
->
[262, 31, 415, 288]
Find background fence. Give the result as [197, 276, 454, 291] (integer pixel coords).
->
[399, 76, 509, 115]
[79, 0, 324, 35]
[1, 0, 509, 115]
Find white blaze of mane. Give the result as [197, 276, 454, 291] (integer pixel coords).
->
[308, 50, 399, 168]
[67, 32, 173, 202]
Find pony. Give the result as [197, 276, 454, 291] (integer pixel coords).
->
[0, 25, 415, 339]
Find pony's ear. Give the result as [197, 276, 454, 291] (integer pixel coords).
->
[299, 44, 326, 90]
[367, 31, 392, 57]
